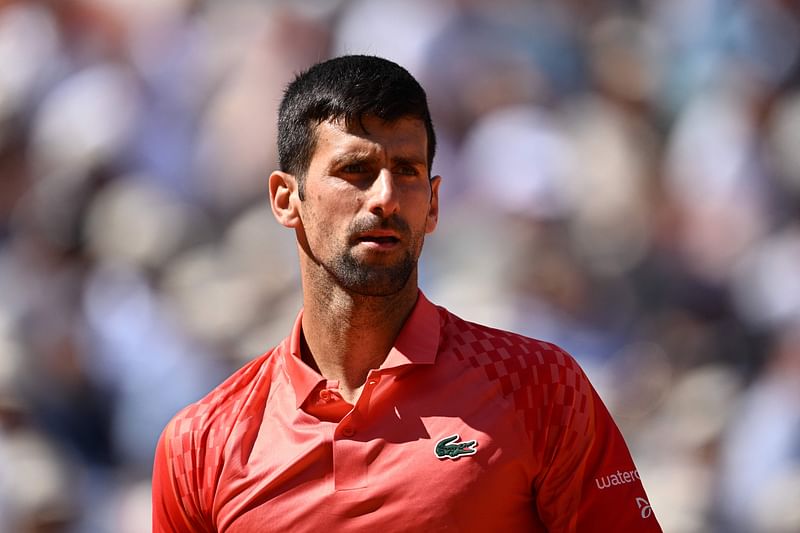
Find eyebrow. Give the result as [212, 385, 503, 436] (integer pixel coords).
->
[329, 150, 375, 167]
[391, 155, 427, 167]
[330, 151, 427, 169]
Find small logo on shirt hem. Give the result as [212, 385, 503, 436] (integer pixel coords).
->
[434, 434, 478, 459]
[636, 497, 653, 519]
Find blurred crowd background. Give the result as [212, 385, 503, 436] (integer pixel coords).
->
[0, 0, 799, 531]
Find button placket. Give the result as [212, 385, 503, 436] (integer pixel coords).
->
[336, 410, 359, 437]
[333, 411, 367, 490]
[360, 373, 381, 402]
[328, 373, 385, 492]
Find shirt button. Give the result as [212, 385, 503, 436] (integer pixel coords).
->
[342, 426, 355, 437]
[319, 389, 331, 401]
[368, 379, 377, 386]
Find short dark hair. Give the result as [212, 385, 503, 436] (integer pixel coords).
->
[277, 55, 436, 198]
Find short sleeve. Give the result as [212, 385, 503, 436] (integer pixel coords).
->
[152, 420, 211, 533]
[533, 355, 662, 532]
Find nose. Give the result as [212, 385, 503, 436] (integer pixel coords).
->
[366, 168, 399, 217]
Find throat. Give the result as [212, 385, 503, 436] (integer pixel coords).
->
[299, 288, 418, 392]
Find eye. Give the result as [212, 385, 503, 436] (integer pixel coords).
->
[395, 165, 420, 177]
[342, 163, 369, 174]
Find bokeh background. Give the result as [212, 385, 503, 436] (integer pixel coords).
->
[1, 0, 800, 531]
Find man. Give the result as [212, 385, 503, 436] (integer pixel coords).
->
[152, 55, 662, 532]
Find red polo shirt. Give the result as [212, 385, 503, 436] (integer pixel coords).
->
[152, 292, 661, 532]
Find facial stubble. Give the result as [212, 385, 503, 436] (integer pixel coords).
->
[322, 214, 423, 297]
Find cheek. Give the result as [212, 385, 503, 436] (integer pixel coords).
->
[412, 194, 435, 224]
[301, 198, 350, 241]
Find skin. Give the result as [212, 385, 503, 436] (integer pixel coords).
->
[269, 115, 441, 404]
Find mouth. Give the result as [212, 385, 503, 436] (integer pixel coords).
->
[354, 232, 401, 249]
[358, 235, 399, 244]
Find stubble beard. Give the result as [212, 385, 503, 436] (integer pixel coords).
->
[322, 213, 423, 297]
[301, 202, 426, 297]
[328, 244, 419, 297]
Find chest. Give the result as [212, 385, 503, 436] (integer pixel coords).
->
[213, 367, 543, 532]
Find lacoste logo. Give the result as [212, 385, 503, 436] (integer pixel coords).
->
[434, 434, 478, 460]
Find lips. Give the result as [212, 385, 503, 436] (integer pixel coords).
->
[352, 229, 402, 250]
[349, 216, 409, 248]
[355, 233, 400, 245]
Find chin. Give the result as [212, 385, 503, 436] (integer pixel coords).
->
[341, 270, 413, 297]
[331, 257, 416, 297]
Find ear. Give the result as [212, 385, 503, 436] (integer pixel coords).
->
[269, 170, 301, 229]
[425, 175, 441, 234]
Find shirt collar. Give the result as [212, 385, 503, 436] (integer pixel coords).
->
[282, 290, 441, 409]
[381, 291, 440, 369]
[284, 308, 322, 409]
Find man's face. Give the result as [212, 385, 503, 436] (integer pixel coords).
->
[297, 115, 440, 297]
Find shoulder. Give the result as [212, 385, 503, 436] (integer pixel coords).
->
[436, 307, 593, 436]
[438, 307, 586, 385]
[163, 347, 280, 455]
[153, 348, 282, 525]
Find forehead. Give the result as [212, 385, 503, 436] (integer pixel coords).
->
[311, 115, 428, 163]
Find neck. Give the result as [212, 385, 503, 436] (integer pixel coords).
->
[299, 260, 419, 404]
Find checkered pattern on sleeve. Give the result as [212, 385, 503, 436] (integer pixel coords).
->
[439, 312, 593, 457]
[165, 355, 267, 521]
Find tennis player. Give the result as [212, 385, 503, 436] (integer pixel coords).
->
[152, 55, 662, 532]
